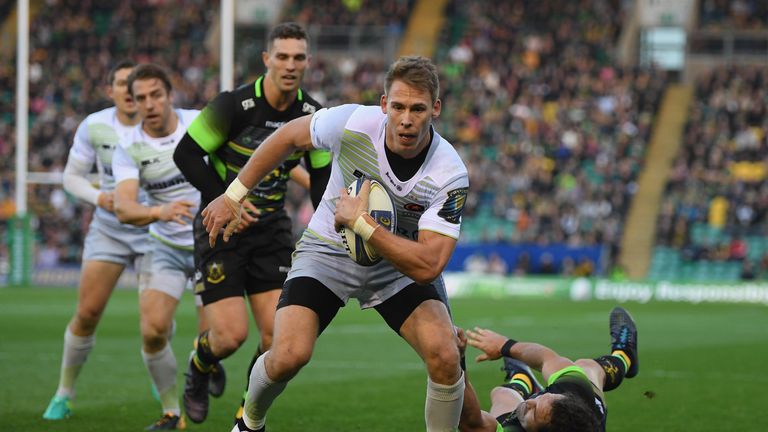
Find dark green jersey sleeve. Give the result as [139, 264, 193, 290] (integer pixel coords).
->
[186, 91, 236, 153]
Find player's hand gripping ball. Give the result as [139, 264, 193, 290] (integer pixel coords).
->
[340, 178, 397, 266]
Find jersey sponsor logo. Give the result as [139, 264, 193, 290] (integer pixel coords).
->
[437, 187, 468, 224]
[241, 98, 256, 110]
[302, 102, 316, 114]
[384, 171, 403, 191]
[159, 138, 175, 146]
[144, 174, 187, 191]
[206, 261, 226, 284]
[265, 120, 286, 128]
[404, 202, 425, 212]
[141, 157, 161, 167]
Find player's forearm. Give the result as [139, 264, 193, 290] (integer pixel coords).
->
[174, 135, 226, 203]
[506, 342, 561, 372]
[114, 200, 160, 226]
[308, 164, 331, 209]
[368, 230, 452, 285]
[62, 172, 101, 206]
[236, 118, 312, 194]
[459, 375, 497, 432]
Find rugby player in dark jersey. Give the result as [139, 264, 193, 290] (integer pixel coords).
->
[458, 307, 638, 432]
[172, 22, 330, 424]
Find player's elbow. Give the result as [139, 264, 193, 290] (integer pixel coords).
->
[114, 205, 130, 223]
[113, 201, 132, 223]
[411, 268, 441, 286]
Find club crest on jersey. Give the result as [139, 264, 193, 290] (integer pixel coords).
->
[206, 261, 226, 284]
[404, 202, 425, 212]
[242, 98, 256, 110]
[438, 187, 468, 224]
[302, 102, 316, 114]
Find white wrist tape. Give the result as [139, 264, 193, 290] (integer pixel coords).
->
[352, 213, 379, 241]
[225, 178, 250, 202]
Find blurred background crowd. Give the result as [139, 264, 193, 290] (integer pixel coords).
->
[1, 0, 767, 281]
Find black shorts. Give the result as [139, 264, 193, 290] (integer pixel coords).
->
[277, 277, 444, 335]
[194, 210, 293, 305]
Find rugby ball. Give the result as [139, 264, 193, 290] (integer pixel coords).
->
[340, 178, 397, 266]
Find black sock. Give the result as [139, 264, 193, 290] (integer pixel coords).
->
[193, 330, 219, 372]
[595, 355, 627, 391]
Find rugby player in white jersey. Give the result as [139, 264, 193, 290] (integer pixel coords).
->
[204, 56, 470, 432]
[112, 63, 203, 430]
[42, 60, 148, 421]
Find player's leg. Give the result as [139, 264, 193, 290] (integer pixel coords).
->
[500, 357, 544, 400]
[43, 259, 124, 420]
[185, 296, 249, 423]
[235, 277, 343, 432]
[488, 386, 525, 419]
[186, 213, 251, 421]
[378, 283, 464, 432]
[233, 216, 292, 422]
[140, 288, 183, 425]
[43, 218, 142, 421]
[592, 306, 639, 392]
[231, 289, 281, 422]
[139, 241, 190, 430]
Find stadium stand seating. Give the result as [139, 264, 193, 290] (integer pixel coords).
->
[650, 65, 768, 281]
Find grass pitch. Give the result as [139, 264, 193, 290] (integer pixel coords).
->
[0, 286, 765, 431]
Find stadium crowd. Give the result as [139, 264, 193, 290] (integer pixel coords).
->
[7, 1, 763, 281]
[0, 0, 220, 269]
[656, 65, 768, 279]
[698, 0, 768, 29]
[434, 0, 666, 275]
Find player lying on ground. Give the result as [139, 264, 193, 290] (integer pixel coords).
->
[457, 306, 638, 432]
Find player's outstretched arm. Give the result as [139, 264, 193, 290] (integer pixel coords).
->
[114, 179, 194, 226]
[456, 327, 499, 432]
[466, 327, 574, 383]
[201, 114, 315, 246]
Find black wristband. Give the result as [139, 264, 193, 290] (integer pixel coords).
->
[500, 339, 518, 357]
[460, 355, 466, 371]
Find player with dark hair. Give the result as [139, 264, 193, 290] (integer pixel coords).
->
[457, 307, 639, 432]
[113, 63, 203, 430]
[173, 22, 330, 424]
[203, 55, 469, 432]
[42, 60, 147, 421]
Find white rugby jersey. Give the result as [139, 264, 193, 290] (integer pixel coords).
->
[113, 109, 201, 249]
[66, 107, 145, 230]
[308, 104, 469, 245]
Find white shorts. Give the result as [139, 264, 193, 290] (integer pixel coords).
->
[140, 236, 197, 302]
[82, 217, 149, 267]
[286, 230, 447, 309]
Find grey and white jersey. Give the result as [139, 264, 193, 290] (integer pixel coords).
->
[308, 104, 469, 245]
[65, 106, 146, 232]
[113, 109, 201, 249]
[288, 104, 469, 306]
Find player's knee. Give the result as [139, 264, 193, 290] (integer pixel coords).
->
[424, 343, 461, 382]
[269, 344, 313, 380]
[141, 320, 170, 351]
[214, 330, 247, 355]
[73, 306, 103, 332]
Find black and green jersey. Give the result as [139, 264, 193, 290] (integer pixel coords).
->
[180, 76, 330, 215]
[496, 366, 607, 432]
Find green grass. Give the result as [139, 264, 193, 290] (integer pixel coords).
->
[1, 286, 766, 431]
